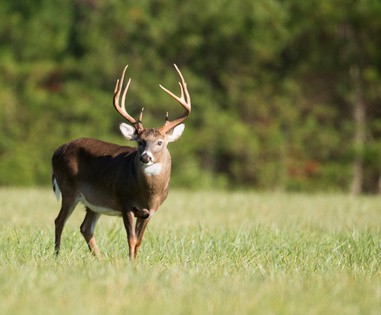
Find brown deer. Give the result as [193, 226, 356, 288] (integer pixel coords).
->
[52, 64, 191, 260]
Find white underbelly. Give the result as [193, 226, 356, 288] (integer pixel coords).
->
[78, 194, 122, 216]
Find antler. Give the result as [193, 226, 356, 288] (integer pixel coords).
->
[113, 65, 144, 132]
[159, 64, 191, 134]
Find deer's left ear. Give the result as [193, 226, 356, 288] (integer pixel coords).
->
[166, 124, 185, 142]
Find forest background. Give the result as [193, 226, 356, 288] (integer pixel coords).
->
[0, 0, 380, 194]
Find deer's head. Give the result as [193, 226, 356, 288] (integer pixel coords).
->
[113, 65, 191, 167]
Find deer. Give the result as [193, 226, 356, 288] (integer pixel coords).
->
[51, 64, 191, 260]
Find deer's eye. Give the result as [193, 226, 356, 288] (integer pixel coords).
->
[137, 140, 144, 146]
[157, 140, 163, 146]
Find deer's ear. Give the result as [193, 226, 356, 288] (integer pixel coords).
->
[119, 123, 138, 141]
[166, 124, 185, 142]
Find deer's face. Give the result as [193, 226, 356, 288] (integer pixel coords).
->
[137, 129, 167, 165]
[119, 123, 185, 166]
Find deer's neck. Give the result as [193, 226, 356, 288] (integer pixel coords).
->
[130, 152, 171, 211]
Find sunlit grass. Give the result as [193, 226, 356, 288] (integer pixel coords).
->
[0, 188, 380, 314]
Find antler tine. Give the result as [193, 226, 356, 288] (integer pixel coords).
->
[174, 63, 191, 105]
[138, 107, 144, 123]
[113, 65, 144, 131]
[159, 64, 191, 134]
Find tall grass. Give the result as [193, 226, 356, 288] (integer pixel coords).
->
[0, 188, 380, 314]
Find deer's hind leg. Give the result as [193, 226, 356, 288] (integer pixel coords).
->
[80, 208, 101, 256]
[54, 196, 78, 255]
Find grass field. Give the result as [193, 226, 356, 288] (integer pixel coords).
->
[0, 188, 380, 314]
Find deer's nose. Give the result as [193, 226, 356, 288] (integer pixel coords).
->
[140, 153, 152, 164]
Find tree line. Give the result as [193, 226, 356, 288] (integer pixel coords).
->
[0, 0, 380, 193]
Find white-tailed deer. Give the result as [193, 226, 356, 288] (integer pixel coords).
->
[52, 64, 191, 260]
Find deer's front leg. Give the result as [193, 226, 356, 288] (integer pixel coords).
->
[122, 209, 136, 261]
[134, 216, 151, 259]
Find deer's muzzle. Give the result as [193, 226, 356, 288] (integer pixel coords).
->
[140, 152, 153, 165]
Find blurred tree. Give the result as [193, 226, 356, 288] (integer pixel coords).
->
[0, 0, 380, 192]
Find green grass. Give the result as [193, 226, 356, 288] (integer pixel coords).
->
[0, 188, 380, 314]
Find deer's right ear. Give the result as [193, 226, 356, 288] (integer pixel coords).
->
[119, 123, 138, 141]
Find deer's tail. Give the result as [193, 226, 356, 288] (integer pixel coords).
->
[52, 173, 61, 201]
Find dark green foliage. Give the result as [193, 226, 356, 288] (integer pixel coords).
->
[0, 0, 380, 191]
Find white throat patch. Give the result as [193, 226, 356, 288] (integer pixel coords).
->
[142, 162, 162, 176]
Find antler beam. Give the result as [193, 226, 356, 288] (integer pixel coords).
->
[113, 65, 143, 131]
[159, 64, 191, 134]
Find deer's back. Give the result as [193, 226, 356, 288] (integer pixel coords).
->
[52, 137, 136, 174]
[52, 138, 137, 200]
